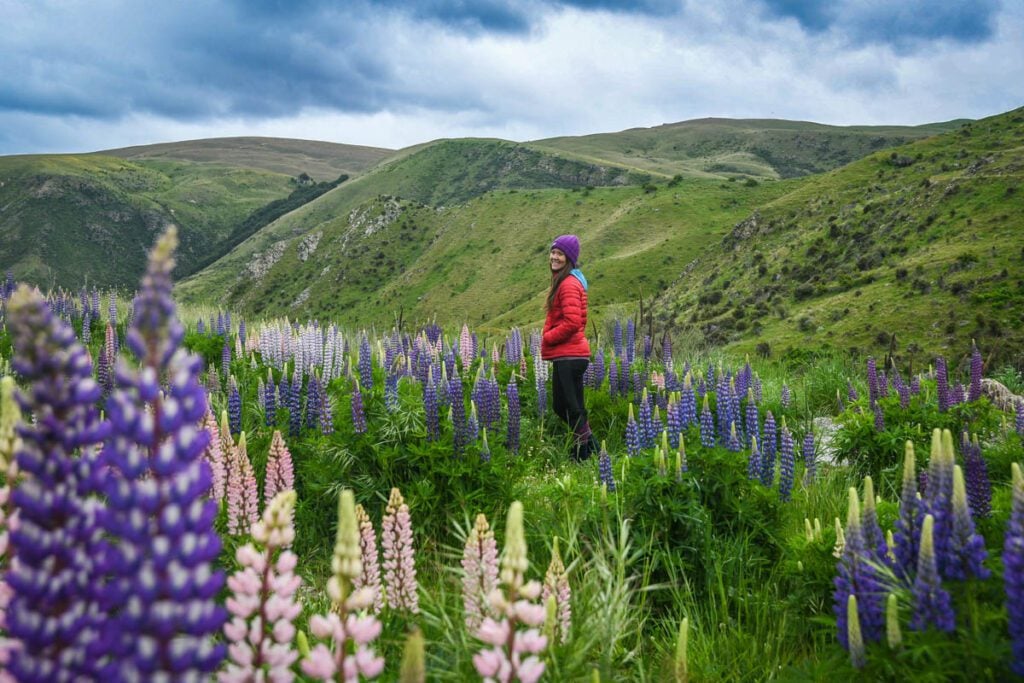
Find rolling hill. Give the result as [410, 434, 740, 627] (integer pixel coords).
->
[650, 107, 1024, 366]
[98, 137, 395, 182]
[0, 154, 298, 289]
[528, 117, 965, 179]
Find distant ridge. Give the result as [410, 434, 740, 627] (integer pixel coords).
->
[97, 136, 396, 181]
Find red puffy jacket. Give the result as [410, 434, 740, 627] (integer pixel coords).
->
[541, 274, 591, 360]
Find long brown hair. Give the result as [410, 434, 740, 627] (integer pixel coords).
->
[546, 264, 572, 312]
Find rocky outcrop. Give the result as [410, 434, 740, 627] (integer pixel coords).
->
[246, 241, 287, 280]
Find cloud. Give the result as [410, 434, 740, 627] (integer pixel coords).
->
[759, 0, 1001, 48]
[0, 0, 1020, 155]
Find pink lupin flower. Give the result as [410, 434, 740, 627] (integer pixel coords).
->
[472, 501, 547, 683]
[227, 432, 260, 535]
[382, 487, 419, 614]
[354, 504, 384, 614]
[201, 407, 227, 502]
[301, 490, 384, 682]
[542, 537, 572, 644]
[463, 513, 499, 632]
[220, 490, 302, 683]
[264, 429, 295, 506]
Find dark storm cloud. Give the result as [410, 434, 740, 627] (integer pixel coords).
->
[759, 0, 1001, 47]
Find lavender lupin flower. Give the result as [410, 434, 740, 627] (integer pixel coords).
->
[727, 421, 742, 453]
[382, 488, 419, 614]
[480, 428, 492, 464]
[1004, 463, 1024, 675]
[221, 491, 302, 683]
[780, 383, 791, 409]
[358, 333, 374, 390]
[638, 388, 655, 449]
[264, 370, 277, 426]
[873, 403, 885, 432]
[6, 286, 111, 682]
[95, 228, 226, 678]
[0, 376, 22, 673]
[463, 513, 500, 632]
[910, 514, 955, 633]
[625, 403, 641, 457]
[947, 465, 990, 580]
[1016, 400, 1024, 437]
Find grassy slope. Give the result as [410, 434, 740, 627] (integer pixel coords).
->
[529, 118, 965, 180]
[97, 136, 395, 182]
[652, 107, 1024, 366]
[0, 154, 294, 289]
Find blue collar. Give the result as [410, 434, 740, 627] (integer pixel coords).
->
[570, 268, 588, 291]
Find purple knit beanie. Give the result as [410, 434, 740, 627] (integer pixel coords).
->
[551, 234, 580, 267]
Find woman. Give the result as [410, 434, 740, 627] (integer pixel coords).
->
[541, 234, 599, 461]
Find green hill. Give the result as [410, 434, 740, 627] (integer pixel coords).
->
[651, 107, 1024, 366]
[98, 136, 395, 182]
[0, 154, 297, 289]
[529, 117, 964, 179]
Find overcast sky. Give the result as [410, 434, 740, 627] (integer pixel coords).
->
[1, 0, 1021, 155]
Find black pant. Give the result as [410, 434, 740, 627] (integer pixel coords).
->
[551, 358, 597, 460]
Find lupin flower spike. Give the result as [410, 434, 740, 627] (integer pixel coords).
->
[848, 595, 866, 669]
[354, 503, 384, 614]
[463, 513, 499, 632]
[382, 487, 420, 613]
[910, 514, 955, 633]
[1002, 462, 1024, 675]
[542, 537, 572, 644]
[400, 627, 426, 683]
[675, 616, 689, 682]
[94, 227, 227, 678]
[886, 593, 902, 650]
[301, 489, 384, 681]
[221, 491, 302, 683]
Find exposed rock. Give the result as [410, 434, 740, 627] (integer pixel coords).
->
[348, 196, 403, 237]
[298, 231, 322, 262]
[292, 287, 311, 306]
[981, 378, 1022, 412]
[812, 416, 841, 465]
[246, 241, 287, 280]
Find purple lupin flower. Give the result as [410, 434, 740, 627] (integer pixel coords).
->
[305, 374, 322, 431]
[947, 465, 990, 580]
[96, 227, 226, 678]
[1016, 400, 1024, 437]
[1004, 463, 1024, 675]
[744, 389, 760, 449]
[802, 430, 816, 486]
[910, 515, 955, 633]
[747, 436, 761, 481]
[968, 341, 983, 402]
[923, 429, 955, 579]
[680, 376, 697, 429]
[221, 335, 231, 380]
[625, 319, 636, 367]
[351, 380, 368, 435]
[598, 441, 616, 492]
[833, 488, 886, 650]
[480, 428, 491, 463]
[264, 370, 277, 426]
[228, 374, 242, 435]
[319, 390, 334, 436]
[847, 381, 859, 403]
[424, 369, 440, 442]
[613, 320, 623, 360]
[288, 372, 302, 438]
[358, 333, 374, 390]
[778, 421, 794, 502]
[962, 433, 991, 519]
[760, 411, 777, 487]
[861, 476, 888, 562]
[450, 371, 468, 455]
[780, 383, 791, 409]
[625, 403, 641, 457]
[505, 376, 520, 455]
[666, 397, 682, 449]
[727, 421, 742, 453]
[5, 285, 111, 682]
[893, 442, 921, 577]
[873, 403, 885, 432]
[699, 395, 715, 449]
[936, 356, 950, 413]
[866, 357, 879, 406]
[638, 389, 655, 449]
